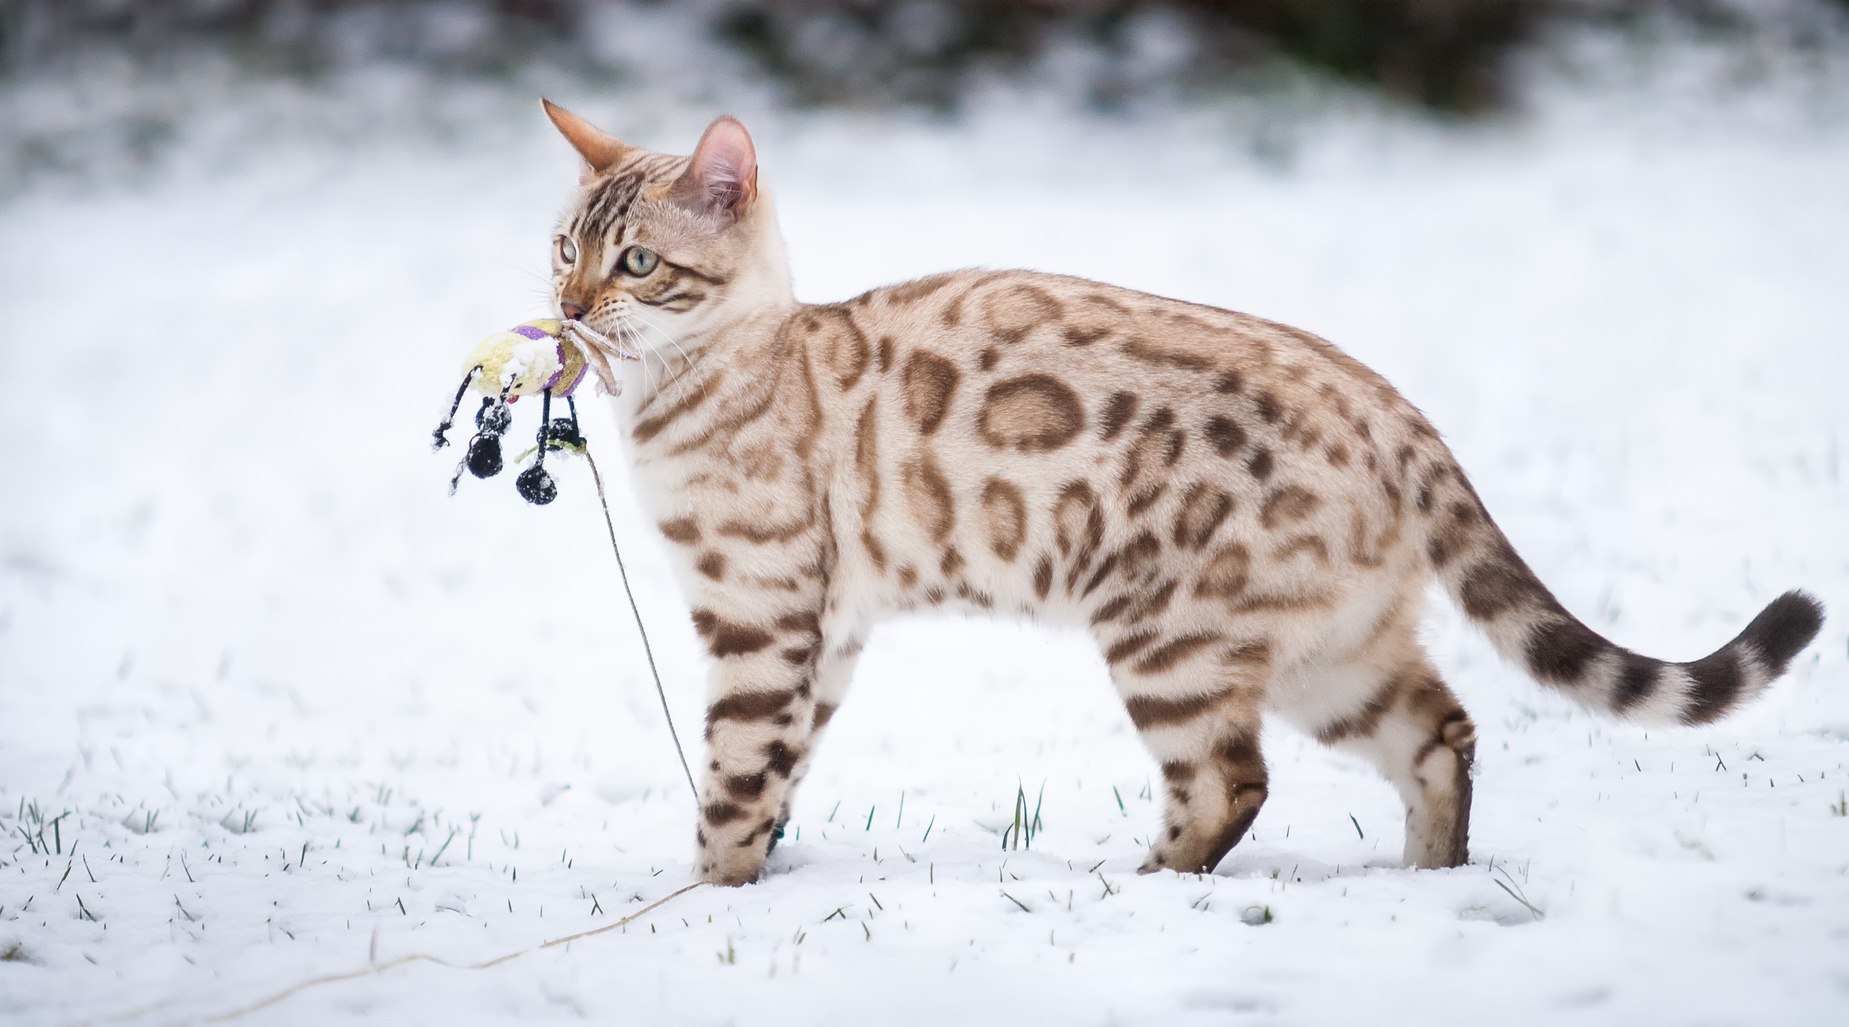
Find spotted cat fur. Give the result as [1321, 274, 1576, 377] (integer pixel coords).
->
[538, 102, 1825, 886]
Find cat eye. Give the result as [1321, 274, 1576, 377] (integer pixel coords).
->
[620, 245, 659, 277]
[558, 236, 578, 264]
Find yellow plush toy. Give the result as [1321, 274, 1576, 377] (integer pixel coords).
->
[432, 317, 637, 504]
[462, 318, 589, 398]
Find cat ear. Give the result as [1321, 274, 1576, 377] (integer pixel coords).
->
[669, 116, 758, 225]
[542, 99, 633, 176]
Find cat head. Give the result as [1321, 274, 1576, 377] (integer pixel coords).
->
[543, 101, 791, 352]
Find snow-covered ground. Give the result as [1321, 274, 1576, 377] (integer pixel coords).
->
[3, 37, 1849, 1027]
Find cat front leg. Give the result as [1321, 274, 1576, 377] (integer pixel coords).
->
[691, 604, 823, 886]
[767, 632, 863, 853]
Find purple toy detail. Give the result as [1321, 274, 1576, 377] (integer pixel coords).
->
[544, 343, 564, 392]
[543, 341, 587, 396]
[513, 325, 549, 341]
[558, 361, 587, 395]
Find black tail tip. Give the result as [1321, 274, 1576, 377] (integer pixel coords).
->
[1743, 590, 1825, 677]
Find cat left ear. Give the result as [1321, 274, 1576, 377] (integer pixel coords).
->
[669, 116, 758, 226]
[543, 99, 633, 177]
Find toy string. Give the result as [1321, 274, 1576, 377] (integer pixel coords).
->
[582, 445, 700, 805]
[160, 882, 709, 1025]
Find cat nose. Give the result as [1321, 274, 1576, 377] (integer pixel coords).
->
[560, 300, 587, 321]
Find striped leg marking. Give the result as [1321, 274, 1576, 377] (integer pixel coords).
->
[1312, 662, 1476, 869]
[1142, 726, 1268, 875]
[693, 607, 822, 885]
[1102, 633, 1272, 875]
[767, 634, 863, 853]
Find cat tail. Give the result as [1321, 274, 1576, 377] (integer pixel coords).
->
[1425, 473, 1823, 725]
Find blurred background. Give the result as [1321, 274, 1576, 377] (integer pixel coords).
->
[2, 3, 1848, 1025]
[4, 0, 1849, 192]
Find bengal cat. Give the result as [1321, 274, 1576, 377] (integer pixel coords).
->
[536, 101, 1824, 886]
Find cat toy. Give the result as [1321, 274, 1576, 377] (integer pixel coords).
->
[430, 317, 636, 504]
[431, 317, 698, 801]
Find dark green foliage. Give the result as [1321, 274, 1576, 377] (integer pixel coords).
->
[0, 0, 1544, 111]
[720, 1, 1542, 112]
[2, 2, 1842, 113]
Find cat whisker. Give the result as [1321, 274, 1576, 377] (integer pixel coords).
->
[619, 321, 665, 401]
[631, 332, 660, 399]
[632, 315, 706, 388]
[588, 305, 650, 398]
[633, 330, 692, 413]
[622, 309, 709, 408]
[492, 258, 554, 289]
[637, 325, 705, 413]
[609, 314, 674, 400]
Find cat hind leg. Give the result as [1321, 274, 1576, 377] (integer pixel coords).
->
[1282, 651, 1476, 869]
[1100, 638, 1273, 875]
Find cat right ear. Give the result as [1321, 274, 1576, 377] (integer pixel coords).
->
[542, 99, 633, 178]
[669, 116, 758, 226]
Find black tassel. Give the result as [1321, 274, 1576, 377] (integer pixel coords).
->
[466, 396, 511, 479]
[515, 388, 558, 505]
[431, 367, 481, 451]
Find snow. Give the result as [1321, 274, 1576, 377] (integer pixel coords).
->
[3, 40, 1849, 1027]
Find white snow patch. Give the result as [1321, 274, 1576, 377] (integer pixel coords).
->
[2, 41, 1848, 1027]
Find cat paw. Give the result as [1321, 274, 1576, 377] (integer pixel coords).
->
[1138, 851, 1184, 875]
[696, 861, 761, 887]
[696, 839, 771, 886]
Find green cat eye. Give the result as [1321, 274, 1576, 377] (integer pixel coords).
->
[621, 245, 659, 276]
[559, 236, 577, 263]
